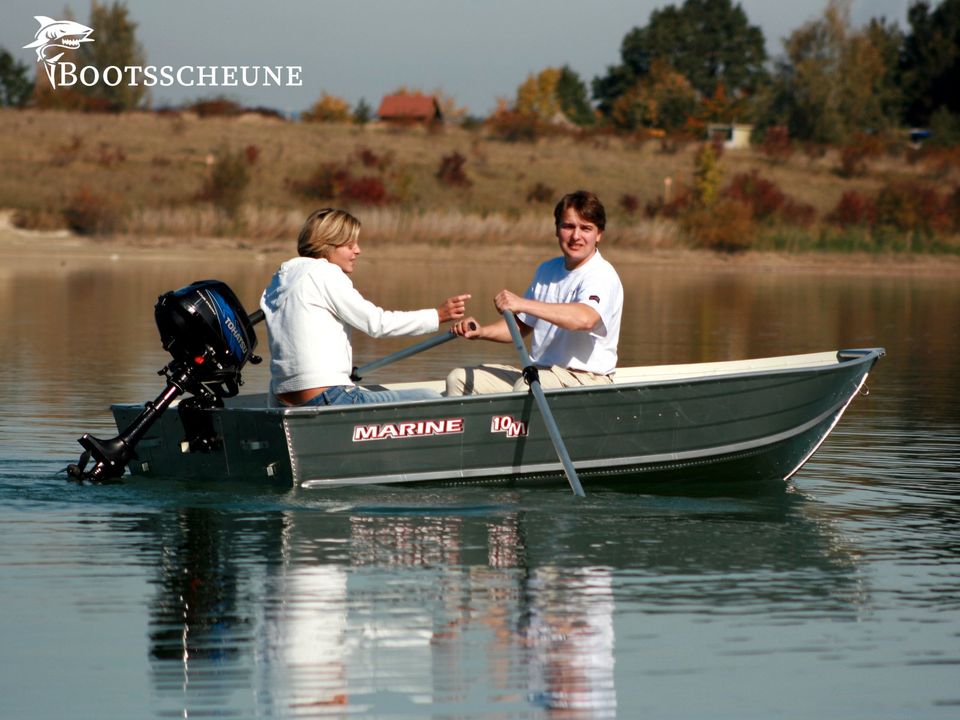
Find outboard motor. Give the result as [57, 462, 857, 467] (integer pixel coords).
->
[67, 280, 262, 484]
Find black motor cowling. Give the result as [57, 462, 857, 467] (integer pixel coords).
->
[67, 280, 263, 484]
[155, 280, 260, 399]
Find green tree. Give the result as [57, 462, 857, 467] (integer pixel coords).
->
[353, 97, 372, 125]
[900, 0, 960, 127]
[594, 0, 767, 115]
[76, 1, 148, 110]
[555, 65, 594, 125]
[0, 48, 32, 107]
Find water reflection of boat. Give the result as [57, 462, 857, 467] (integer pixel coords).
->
[141, 487, 863, 717]
[115, 349, 884, 489]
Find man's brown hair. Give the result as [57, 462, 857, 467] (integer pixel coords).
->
[553, 190, 606, 231]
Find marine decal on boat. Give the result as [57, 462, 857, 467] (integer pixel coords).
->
[490, 415, 528, 438]
[352, 418, 464, 442]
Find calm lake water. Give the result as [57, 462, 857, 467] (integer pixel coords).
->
[1, 247, 958, 719]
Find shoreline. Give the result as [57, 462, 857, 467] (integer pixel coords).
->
[4, 218, 960, 277]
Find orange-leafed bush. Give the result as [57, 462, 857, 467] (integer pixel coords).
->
[63, 186, 124, 235]
[681, 198, 755, 252]
[874, 181, 950, 234]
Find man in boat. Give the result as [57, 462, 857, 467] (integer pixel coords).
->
[445, 190, 623, 395]
[260, 208, 471, 406]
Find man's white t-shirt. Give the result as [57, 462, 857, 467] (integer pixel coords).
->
[517, 250, 623, 375]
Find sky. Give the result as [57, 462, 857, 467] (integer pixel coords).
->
[2, 0, 913, 116]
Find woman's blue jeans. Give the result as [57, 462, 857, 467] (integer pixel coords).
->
[302, 385, 441, 407]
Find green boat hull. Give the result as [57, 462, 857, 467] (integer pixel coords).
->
[112, 349, 883, 489]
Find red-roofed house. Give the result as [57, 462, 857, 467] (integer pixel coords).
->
[377, 94, 443, 124]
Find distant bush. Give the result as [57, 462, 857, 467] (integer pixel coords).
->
[619, 193, 640, 215]
[948, 187, 960, 232]
[644, 188, 691, 219]
[196, 147, 251, 216]
[486, 109, 543, 143]
[874, 181, 949, 235]
[63, 186, 124, 235]
[680, 198, 754, 252]
[340, 176, 390, 205]
[188, 97, 244, 118]
[827, 190, 877, 227]
[526, 182, 555, 204]
[436, 152, 471, 187]
[724, 171, 816, 227]
[725, 171, 784, 220]
[355, 146, 393, 171]
[288, 162, 390, 205]
[760, 125, 793, 163]
[837, 133, 885, 178]
[288, 162, 349, 200]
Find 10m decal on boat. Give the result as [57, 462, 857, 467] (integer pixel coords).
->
[352, 418, 464, 442]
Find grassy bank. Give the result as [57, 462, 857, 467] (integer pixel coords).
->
[1, 108, 959, 254]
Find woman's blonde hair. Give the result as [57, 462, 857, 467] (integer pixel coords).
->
[297, 208, 361, 259]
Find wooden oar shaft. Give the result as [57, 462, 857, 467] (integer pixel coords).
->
[502, 310, 586, 497]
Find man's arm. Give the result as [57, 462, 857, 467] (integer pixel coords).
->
[494, 289, 600, 332]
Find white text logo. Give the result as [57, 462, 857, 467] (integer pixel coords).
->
[491, 415, 528, 438]
[23, 15, 94, 88]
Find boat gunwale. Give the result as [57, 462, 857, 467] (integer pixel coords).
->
[184, 347, 885, 416]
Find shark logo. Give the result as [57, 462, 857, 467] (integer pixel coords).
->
[23, 16, 94, 87]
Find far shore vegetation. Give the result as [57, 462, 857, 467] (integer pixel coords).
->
[2, 0, 959, 256]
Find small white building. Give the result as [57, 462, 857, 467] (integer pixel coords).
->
[707, 123, 753, 150]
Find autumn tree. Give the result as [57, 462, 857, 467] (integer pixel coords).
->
[515, 66, 594, 125]
[594, 0, 767, 116]
[301, 92, 351, 122]
[609, 60, 697, 131]
[76, 1, 148, 110]
[759, 0, 899, 143]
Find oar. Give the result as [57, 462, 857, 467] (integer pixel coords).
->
[350, 329, 461, 381]
[502, 310, 585, 497]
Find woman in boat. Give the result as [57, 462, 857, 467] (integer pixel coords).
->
[260, 208, 470, 406]
[445, 190, 622, 395]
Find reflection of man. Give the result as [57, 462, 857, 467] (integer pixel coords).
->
[526, 566, 618, 717]
[445, 190, 623, 395]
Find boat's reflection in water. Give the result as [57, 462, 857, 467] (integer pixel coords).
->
[142, 479, 863, 717]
